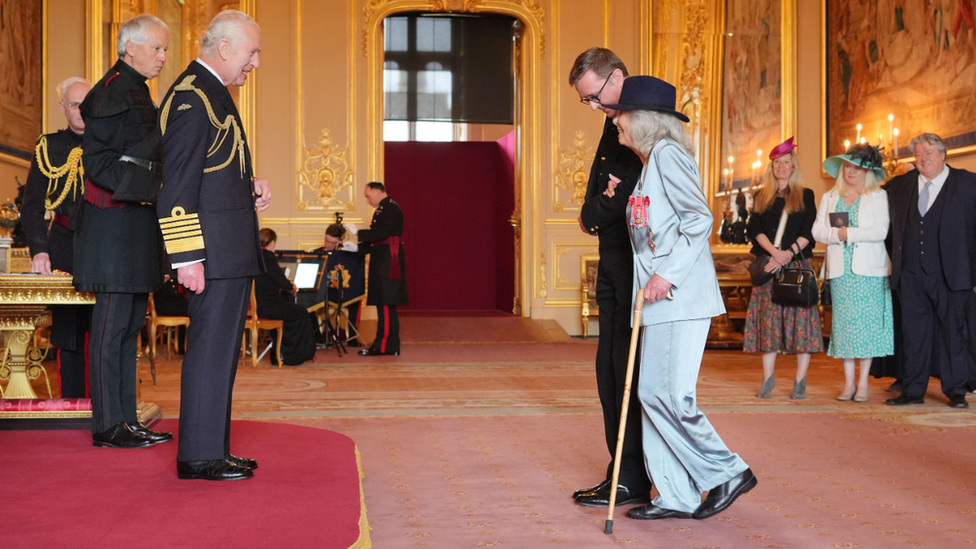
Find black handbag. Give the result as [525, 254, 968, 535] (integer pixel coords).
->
[771, 260, 819, 307]
[819, 279, 831, 306]
[749, 255, 774, 286]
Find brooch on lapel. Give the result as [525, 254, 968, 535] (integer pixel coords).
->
[177, 103, 192, 111]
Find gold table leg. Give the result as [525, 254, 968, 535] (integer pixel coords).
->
[0, 326, 50, 399]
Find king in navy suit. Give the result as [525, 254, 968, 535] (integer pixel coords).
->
[157, 10, 269, 480]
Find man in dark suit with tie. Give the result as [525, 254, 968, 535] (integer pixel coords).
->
[158, 10, 270, 480]
[567, 48, 650, 507]
[884, 133, 976, 409]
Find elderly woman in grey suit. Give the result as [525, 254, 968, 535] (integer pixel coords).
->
[602, 76, 756, 521]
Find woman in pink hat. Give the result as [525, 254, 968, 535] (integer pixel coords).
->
[744, 138, 824, 399]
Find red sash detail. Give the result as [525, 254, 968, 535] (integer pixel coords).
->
[374, 236, 402, 280]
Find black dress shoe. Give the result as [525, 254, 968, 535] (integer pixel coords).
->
[575, 483, 650, 507]
[885, 393, 924, 406]
[573, 478, 609, 500]
[949, 395, 969, 409]
[627, 504, 693, 520]
[693, 468, 758, 519]
[92, 422, 155, 449]
[227, 453, 259, 470]
[129, 422, 174, 444]
[886, 381, 903, 393]
[358, 348, 400, 356]
[177, 460, 254, 481]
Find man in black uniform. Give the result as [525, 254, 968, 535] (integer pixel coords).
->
[76, 14, 172, 448]
[22, 77, 92, 398]
[568, 48, 651, 506]
[357, 182, 407, 356]
[158, 10, 269, 481]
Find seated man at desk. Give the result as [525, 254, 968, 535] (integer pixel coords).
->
[257, 229, 317, 366]
[319, 223, 363, 347]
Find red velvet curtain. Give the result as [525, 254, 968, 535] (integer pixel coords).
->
[384, 140, 515, 311]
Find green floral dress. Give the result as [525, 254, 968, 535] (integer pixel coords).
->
[827, 196, 894, 359]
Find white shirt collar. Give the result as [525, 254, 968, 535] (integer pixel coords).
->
[195, 58, 225, 85]
[919, 164, 950, 189]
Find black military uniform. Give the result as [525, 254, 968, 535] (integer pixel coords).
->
[358, 196, 407, 355]
[158, 61, 264, 465]
[21, 128, 91, 398]
[575, 116, 651, 505]
[77, 60, 164, 442]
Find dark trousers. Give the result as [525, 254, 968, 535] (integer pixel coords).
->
[177, 277, 251, 462]
[898, 270, 973, 398]
[595, 250, 650, 491]
[371, 304, 400, 354]
[89, 292, 148, 433]
[967, 292, 976, 391]
[58, 347, 87, 398]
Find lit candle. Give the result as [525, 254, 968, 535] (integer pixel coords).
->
[856, 123, 862, 142]
[844, 139, 851, 149]
[859, 137, 866, 144]
[888, 114, 894, 141]
[893, 128, 899, 157]
[879, 134, 883, 146]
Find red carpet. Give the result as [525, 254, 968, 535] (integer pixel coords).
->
[2, 420, 369, 548]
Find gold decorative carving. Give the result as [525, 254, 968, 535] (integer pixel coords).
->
[539, 249, 547, 298]
[555, 248, 567, 286]
[677, 0, 708, 130]
[464, 0, 545, 57]
[553, 131, 591, 212]
[298, 129, 355, 211]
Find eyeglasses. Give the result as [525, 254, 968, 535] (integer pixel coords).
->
[579, 72, 613, 105]
[61, 101, 82, 109]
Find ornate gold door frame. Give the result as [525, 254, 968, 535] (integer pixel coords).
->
[363, 0, 544, 316]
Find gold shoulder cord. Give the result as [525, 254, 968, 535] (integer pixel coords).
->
[35, 136, 85, 210]
[160, 75, 246, 177]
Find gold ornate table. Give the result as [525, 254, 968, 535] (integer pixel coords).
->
[0, 275, 159, 426]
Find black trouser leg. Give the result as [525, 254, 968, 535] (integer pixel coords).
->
[594, 254, 650, 492]
[967, 292, 976, 391]
[57, 347, 87, 398]
[88, 292, 145, 434]
[372, 305, 400, 354]
[177, 278, 251, 462]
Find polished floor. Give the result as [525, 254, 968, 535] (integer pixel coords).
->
[29, 317, 976, 548]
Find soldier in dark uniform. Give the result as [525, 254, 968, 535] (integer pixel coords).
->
[357, 182, 407, 356]
[157, 10, 268, 481]
[567, 48, 652, 507]
[76, 14, 172, 449]
[21, 77, 92, 398]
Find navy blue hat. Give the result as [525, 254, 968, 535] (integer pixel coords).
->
[601, 76, 690, 123]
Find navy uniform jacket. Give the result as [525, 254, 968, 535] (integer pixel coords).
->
[580, 117, 644, 252]
[74, 60, 163, 293]
[22, 128, 90, 350]
[157, 61, 264, 279]
[358, 196, 408, 305]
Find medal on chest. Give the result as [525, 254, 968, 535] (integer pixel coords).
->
[629, 196, 656, 251]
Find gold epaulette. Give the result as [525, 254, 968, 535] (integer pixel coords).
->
[159, 75, 246, 177]
[160, 206, 205, 254]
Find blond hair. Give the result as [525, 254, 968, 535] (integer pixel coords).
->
[833, 164, 880, 196]
[753, 151, 805, 214]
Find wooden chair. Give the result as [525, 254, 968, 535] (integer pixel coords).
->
[580, 254, 600, 337]
[148, 293, 190, 361]
[241, 285, 283, 368]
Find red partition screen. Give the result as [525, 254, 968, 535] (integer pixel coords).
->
[384, 140, 515, 311]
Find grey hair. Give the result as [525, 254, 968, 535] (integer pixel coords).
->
[621, 109, 695, 159]
[57, 77, 90, 100]
[116, 14, 168, 57]
[200, 10, 259, 56]
[909, 132, 947, 157]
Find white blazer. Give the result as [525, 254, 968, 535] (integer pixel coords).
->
[812, 189, 891, 279]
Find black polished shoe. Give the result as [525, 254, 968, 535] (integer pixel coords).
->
[693, 468, 757, 519]
[177, 460, 254, 481]
[885, 393, 924, 406]
[949, 395, 969, 409]
[573, 478, 609, 500]
[227, 453, 259, 470]
[92, 422, 155, 449]
[627, 504, 694, 520]
[129, 422, 174, 444]
[886, 381, 903, 393]
[575, 483, 650, 507]
[358, 348, 400, 356]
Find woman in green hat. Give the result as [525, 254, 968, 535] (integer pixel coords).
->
[813, 143, 895, 402]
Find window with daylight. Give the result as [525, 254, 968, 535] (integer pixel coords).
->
[382, 13, 516, 142]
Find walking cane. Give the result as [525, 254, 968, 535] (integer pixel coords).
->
[604, 290, 645, 535]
